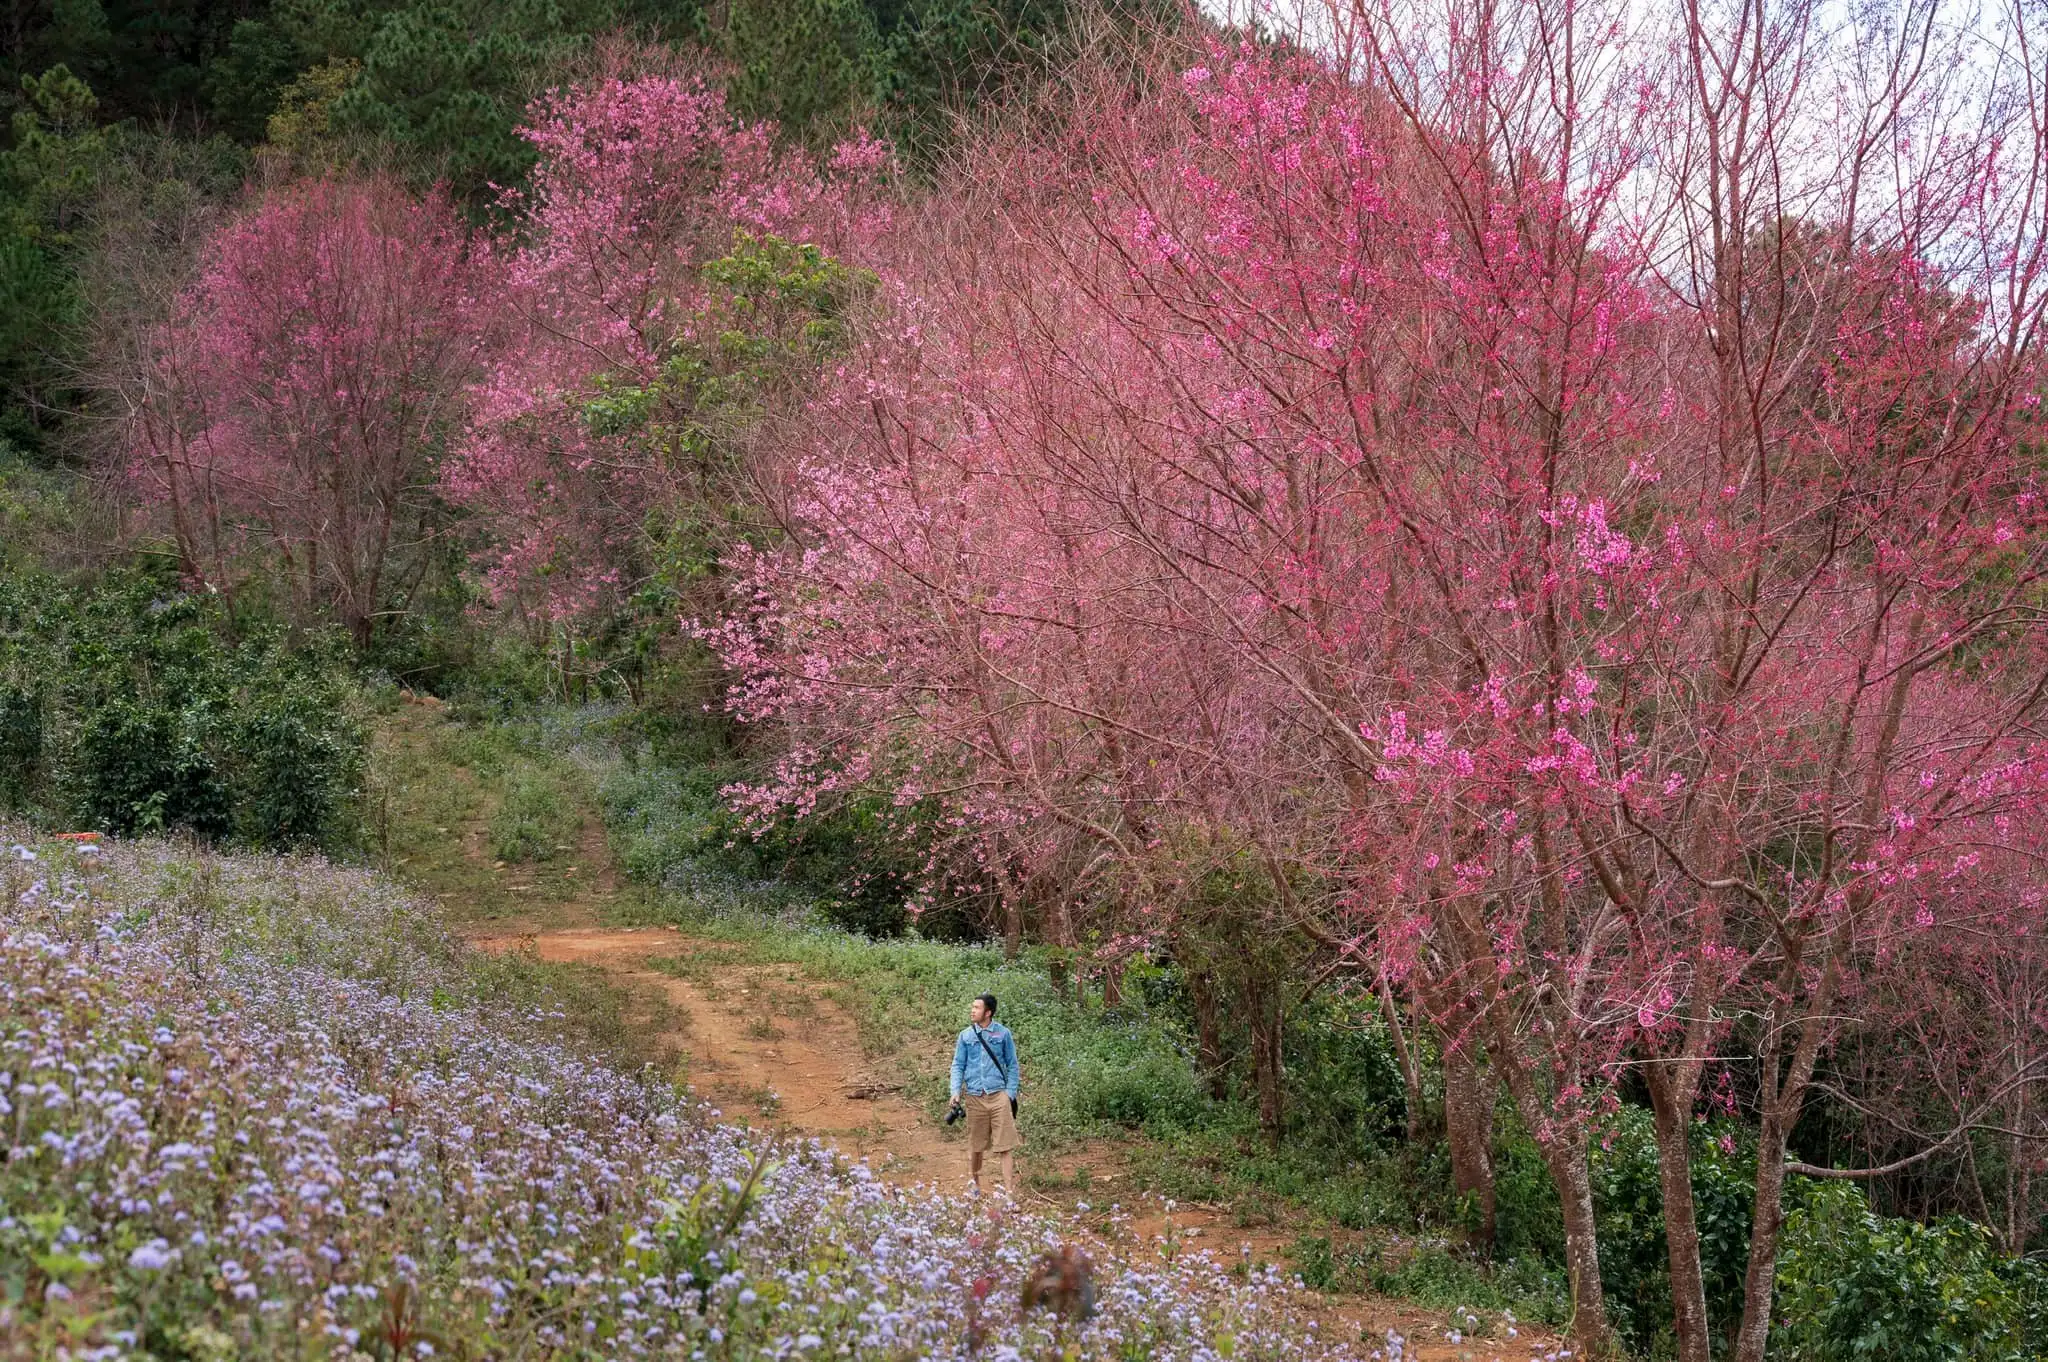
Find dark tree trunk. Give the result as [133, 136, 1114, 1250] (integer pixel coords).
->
[995, 848, 1023, 960]
[1442, 1041, 1497, 1253]
[1002, 886, 1022, 961]
[1047, 897, 1072, 1000]
[1245, 976, 1284, 1145]
[1646, 1069, 1714, 1362]
[1732, 1104, 1795, 1362]
[1189, 969, 1227, 1101]
[1734, 949, 1845, 1362]
[1381, 977, 1427, 1144]
[1494, 1049, 1615, 1358]
[1552, 1134, 1616, 1359]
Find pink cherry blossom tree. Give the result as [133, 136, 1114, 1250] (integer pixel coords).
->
[124, 174, 486, 648]
[442, 66, 891, 693]
[709, 8, 2048, 1360]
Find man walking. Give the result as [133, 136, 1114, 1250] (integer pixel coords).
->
[948, 993, 1021, 1196]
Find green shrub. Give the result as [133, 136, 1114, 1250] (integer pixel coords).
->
[1281, 991, 1410, 1154]
[0, 566, 364, 851]
[598, 750, 975, 938]
[1774, 1181, 2047, 1362]
[1489, 1106, 1758, 1356]
[1496, 1106, 2039, 1360]
[1369, 1239, 1568, 1325]
[1288, 1232, 1379, 1293]
[1066, 1037, 1210, 1133]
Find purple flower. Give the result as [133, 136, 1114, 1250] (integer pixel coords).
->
[127, 1239, 177, 1271]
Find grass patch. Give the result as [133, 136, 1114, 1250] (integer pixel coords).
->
[1282, 1232, 1565, 1332]
[1368, 1241, 1567, 1328]
[368, 704, 613, 921]
[621, 885, 1214, 1150]
[488, 759, 584, 862]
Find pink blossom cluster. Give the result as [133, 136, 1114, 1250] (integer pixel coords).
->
[124, 176, 486, 646]
[441, 71, 890, 628]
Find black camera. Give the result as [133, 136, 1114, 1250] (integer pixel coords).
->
[944, 1101, 964, 1125]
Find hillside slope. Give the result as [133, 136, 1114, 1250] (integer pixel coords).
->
[1, 830, 1526, 1360]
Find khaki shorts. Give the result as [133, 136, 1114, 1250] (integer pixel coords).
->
[965, 1091, 1021, 1154]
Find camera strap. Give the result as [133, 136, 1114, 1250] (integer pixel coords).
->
[971, 1026, 1010, 1091]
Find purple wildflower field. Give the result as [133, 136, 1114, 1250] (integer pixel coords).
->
[0, 832, 1385, 1360]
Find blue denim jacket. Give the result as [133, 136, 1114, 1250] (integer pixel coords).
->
[950, 1022, 1019, 1099]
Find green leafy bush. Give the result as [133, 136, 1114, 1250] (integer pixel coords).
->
[1372, 1240, 1554, 1317]
[1488, 1106, 1757, 1356]
[0, 567, 364, 850]
[1065, 1036, 1209, 1133]
[1774, 1181, 2047, 1362]
[1280, 991, 1410, 1154]
[599, 749, 970, 938]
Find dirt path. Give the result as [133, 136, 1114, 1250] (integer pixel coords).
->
[469, 924, 964, 1183]
[379, 702, 1559, 1360]
[464, 921, 1557, 1361]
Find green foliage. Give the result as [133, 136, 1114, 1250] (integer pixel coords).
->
[3, 65, 109, 243]
[203, 16, 306, 140]
[0, 440, 81, 566]
[1576, 1113, 1754, 1356]
[0, 566, 365, 850]
[260, 55, 361, 155]
[869, 0, 1134, 160]
[600, 747, 957, 939]
[2, 2, 246, 123]
[6, 0, 1153, 179]
[566, 233, 877, 704]
[203, 0, 690, 199]
[1278, 990, 1409, 1154]
[1368, 1240, 1566, 1325]
[1063, 1025, 1208, 1133]
[1494, 1104, 2048, 1360]
[720, 0, 1177, 162]
[721, 0, 880, 140]
[1774, 1181, 2048, 1362]
[583, 230, 873, 533]
[325, 0, 623, 196]
[0, 233, 70, 447]
[1491, 1108, 1757, 1356]
[487, 759, 584, 863]
[0, 64, 107, 448]
[0, 66, 244, 456]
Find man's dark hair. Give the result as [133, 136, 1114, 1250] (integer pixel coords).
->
[976, 993, 998, 1018]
